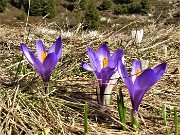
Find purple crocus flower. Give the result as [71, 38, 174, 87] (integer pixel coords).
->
[112, 35, 119, 39]
[82, 44, 124, 105]
[118, 59, 167, 116]
[20, 37, 62, 82]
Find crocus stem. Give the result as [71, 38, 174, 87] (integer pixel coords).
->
[104, 94, 111, 105]
[99, 92, 112, 105]
[44, 82, 49, 94]
[98, 84, 106, 105]
[96, 88, 103, 105]
[131, 110, 138, 130]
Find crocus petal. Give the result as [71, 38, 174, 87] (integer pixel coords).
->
[21, 43, 45, 79]
[97, 67, 115, 105]
[28, 51, 44, 77]
[122, 55, 125, 64]
[108, 49, 124, 68]
[153, 63, 167, 82]
[20, 43, 34, 64]
[36, 40, 46, 61]
[48, 37, 62, 62]
[42, 53, 57, 81]
[87, 46, 101, 72]
[112, 35, 119, 38]
[131, 30, 136, 39]
[105, 71, 120, 93]
[139, 29, 143, 43]
[96, 44, 110, 68]
[133, 69, 156, 111]
[95, 67, 115, 91]
[131, 59, 142, 83]
[139, 29, 144, 39]
[82, 61, 94, 71]
[104, 71, 120, 105]
[134, 69, 156, 94]
[99, 67, 115, 84]
[136, 31, 142, 44]
[118, 60, 134, 98]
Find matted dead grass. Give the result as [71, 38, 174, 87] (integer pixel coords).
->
[0, 20, 179, 135]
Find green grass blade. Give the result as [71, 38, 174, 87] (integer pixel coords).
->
[174, 107, 178, 135]
[133, 114, 138, 130]
[55, 127, 59, 135]
[117, 88, 126, 131]
[43, 128, 46, 135]
[162, 104, 170, 135]
[84, 102, 88, 134]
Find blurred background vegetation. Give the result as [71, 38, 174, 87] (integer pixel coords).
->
[0, 0, 151, 29]
[0, 0, 179, 29]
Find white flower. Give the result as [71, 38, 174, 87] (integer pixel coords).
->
[107, 18, 111, 23]
[61, 30, 74, 38]
[35, 27, 57, 35]
[141, 59, 149, 70]
[131, 29, 144, 45]
[162, 45, 167, 54]
[47, 29, 57, 35]
[89, 30, 98, 38]
[100, 17, 107, 22]
[104, 71, 120, 105]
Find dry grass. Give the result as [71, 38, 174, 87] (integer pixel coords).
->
[0, 19, 180, 135]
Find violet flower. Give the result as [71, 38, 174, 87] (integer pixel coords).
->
[118, 59, 166, 117]
[112, 35, 119, 39]
[82, 44, 124, 105]
[20, 37, 62, 82]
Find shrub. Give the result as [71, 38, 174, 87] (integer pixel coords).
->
[29, 0, 43, 16]
[99, 0, 112, 11]
[66, 0, 77, 2]
[114, 4, 128, 14]
[10, 0, 22, 8]
[114, 0, 150, 14]
[84, 3, 100, 29]
[66, 3, 75, 11]
[128, 2, 141, 13]
[75, 0, 87, 23]
[17, 4, 26, 21]
[140, 0, 150, 14]
[0, 0, 8, 12]
[43, 0, 56, 18]
[79, 0, 87, 11]
[75, 6, 84, 23]
[21, 0, 56, 18]
[114, 0, 135, 4]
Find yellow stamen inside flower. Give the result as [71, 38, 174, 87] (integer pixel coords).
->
[103, 57, 108, 68]
[136, 68, 141, 77]
[41, 52, 47, 62]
